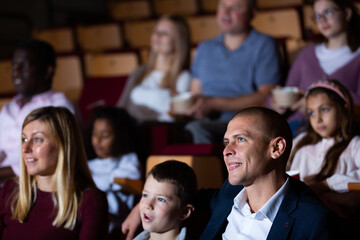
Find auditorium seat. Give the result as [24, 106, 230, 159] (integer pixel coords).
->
[124, 20, 156, 48]
[153, 0, 198, 16]
[146, 155, 224, 189]
[252, 8, 302, 40]
[0, 60, 14, 96]
[186, 15, 221, 44]
[199, 0, 218, 13]
[84, 51, 138, 77]
[256, 0, 303, 9]
[79, 51, 139, 123]
[108, 0, 152, 20]
[76, 23, 123, 51]
[52, 54, 84, 103]
[33, 27, 75, 53]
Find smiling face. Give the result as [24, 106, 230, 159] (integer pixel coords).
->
[91, 119, 115, 159]
[223, 115, 273, 187]
[216, 0, 252, 35]
[306, 93, 339, 138]
[151, 19, 177, 55]
[12, 48, 50, 98]
[139, 175, 184, 234]
[313, 0, 348, 40]
[21, 120, 59, 177]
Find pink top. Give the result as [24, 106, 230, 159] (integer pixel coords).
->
[0, 179, 109, 240]
[0, 90, 74, 175]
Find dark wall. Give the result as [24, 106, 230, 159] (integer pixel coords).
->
[0, 0, 108, 59]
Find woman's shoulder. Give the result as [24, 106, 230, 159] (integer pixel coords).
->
[116, 152, 140, 169]
[348, 136, 360, 149]
[82, 187, 106, 199]
[80, 187, 108, 211]
[296, 44, 317, 59]
[118, 152, 139, 162]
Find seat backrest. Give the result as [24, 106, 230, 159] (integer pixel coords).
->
[108, 0, 152, 20]
[0, 60, 14, 95]
[199, 0, 218, 13]
[78, 75, 129, 124]
[257, 0, 303, 9]
[252, 8, 302, 40]
[186, 15, 221, 44]
[124, 20, 157, 48]
[146, 155, 224, 189]
[52, 54, 83, 103]
[84, 51, 139, 78]
[302, 4, 320, 36]
[76, 23, 123, 51]
[33, 27, 75, 53]
[153, 0, 198, 16]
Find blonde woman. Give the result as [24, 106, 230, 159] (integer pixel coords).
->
[0, 107, 108, 239]
[118, 14, 191, 122]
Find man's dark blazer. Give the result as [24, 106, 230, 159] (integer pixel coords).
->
[198, 176, 337, 240]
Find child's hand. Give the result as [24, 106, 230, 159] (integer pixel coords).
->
[290, 96, 306, 114]
[289, 89, 306, 113]
[270, 97, 287, 115]
[121, 203, 141, 240]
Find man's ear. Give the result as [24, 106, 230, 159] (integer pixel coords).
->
[46, 65, 55, 81]
[179, 204, 195, 221]
[270, 137, 286, 159]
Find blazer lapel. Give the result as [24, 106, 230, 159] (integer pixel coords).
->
[267, 178, 298, 240]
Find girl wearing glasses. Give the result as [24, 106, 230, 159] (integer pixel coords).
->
[271, 0, 360, 135]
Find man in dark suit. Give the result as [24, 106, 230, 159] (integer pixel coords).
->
[199, 107, 336, 239]
[122, 107, 336, 239]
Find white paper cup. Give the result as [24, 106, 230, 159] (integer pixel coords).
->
[171, 92, 192, 114]
[272, 87, 300, 108]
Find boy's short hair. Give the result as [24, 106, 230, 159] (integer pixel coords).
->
[148, 160, 197, 206]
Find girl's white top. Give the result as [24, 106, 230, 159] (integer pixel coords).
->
[129, 70, 191, 121]
[88, 152, 141, 215]
[290, 133, 360, 192]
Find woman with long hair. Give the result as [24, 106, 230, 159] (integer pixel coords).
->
[272, 0, 360, 134]
[0, 106, 108, 239]
[118, 14, 191, 122]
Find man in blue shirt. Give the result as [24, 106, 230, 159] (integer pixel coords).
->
[185, 0, 281, 143]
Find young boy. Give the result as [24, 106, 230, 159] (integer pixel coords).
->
[134, 160, 197, 240]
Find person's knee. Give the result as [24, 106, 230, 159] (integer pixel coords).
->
[185, 120, 214, 144]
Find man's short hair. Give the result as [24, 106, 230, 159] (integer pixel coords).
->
[148, 160, 197, 206]
[15, 39, 56, 69]
[232, 107, 293, 162]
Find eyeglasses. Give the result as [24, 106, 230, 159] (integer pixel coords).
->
[312, 7, 341, 22]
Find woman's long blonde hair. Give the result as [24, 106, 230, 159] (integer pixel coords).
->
[12, 106, 95, 229]
[135, 14, 191, 91]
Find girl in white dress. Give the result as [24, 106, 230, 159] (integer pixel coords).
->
[87, 107, 141, 237]
[289, 79, 360, 217]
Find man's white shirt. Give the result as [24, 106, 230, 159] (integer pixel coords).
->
[222, 178, 289, 240]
